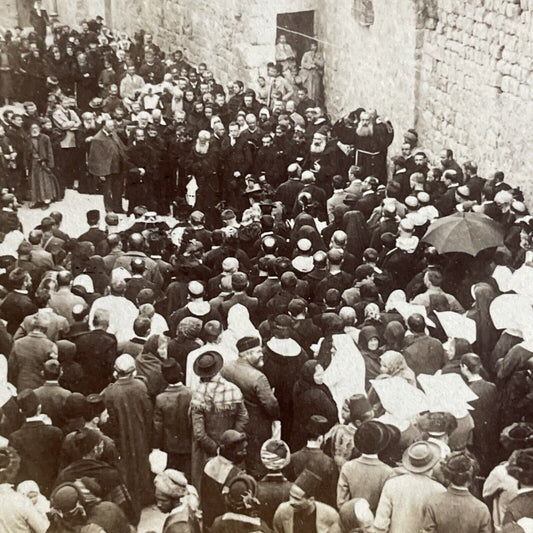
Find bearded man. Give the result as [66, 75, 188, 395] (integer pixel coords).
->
[185, 130, 219, 228]
[304, 128, 337, 195]
[351, 110, 394, 184]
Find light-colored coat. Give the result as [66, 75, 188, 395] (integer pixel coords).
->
[273, 501, 341, 533]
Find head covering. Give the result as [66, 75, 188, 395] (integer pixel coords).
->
[73, 274, 94, 293]
[507, 448, 533, 486]
[379, 350, 416, 386]
[50, 483, 80, 512]
[358, 325, 381, 354]
[114, 353, 136, 374]
[223, 474, 259, 511]
[260, 439, 291, 471]
[177, 316, 202, 339]
[193, 351, 223, 378]
[383, 321, 405, 350]
[227, 304, 259, 339]
[417, 411, 458, 437]
[501, 423, 533, 452]
[294, 469, 322, 497]
[402, 441, 441, 473]
[348, 394, 373, 423]
[154, 469, 188, 499]
[354, 420, 392, 454]
[236, 336, 261, 353]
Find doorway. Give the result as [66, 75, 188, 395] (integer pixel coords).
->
[276, 10, 315, 66]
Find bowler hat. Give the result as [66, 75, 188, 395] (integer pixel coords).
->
[402, 441, 441, 473]
[500, 422, 533, 451]
[220, 429, 247, 450]
[193, 350, 223, 378]
[17, 389, 39, 417]
[354, 420, 392, 454]
[348, 394, 373, 423]
[417, 411, 458, 437]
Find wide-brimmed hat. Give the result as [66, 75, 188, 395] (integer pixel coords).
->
[354, 420, 392, 454]
[244, 181, 262, 195]
[402, 441, 441, 473]
[193, 350, 223, 378]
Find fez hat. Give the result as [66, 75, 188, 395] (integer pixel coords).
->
[294, 469, 322, 497]
[193, 350, 223, 378]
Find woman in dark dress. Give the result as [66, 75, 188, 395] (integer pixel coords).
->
[24, 48, 48, 113]
[290, 360, 338, 451]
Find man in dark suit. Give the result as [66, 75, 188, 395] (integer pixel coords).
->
[0, 267, 37, 335]
[27, 229, 55, 272]
[9, 389, 63, 496]
[275, 163, 305, 214]
[77, 209, 107, 248]
[435, 169, 461, 216]
[355, 176, 380, 221]
[221, 272, 259, 320]
[73, 308, 117, 394]
[87, 119, 126, 213]
[464, 160, 485, 204]
[34, 359, 71, 427]
[124, 258, 156, 303]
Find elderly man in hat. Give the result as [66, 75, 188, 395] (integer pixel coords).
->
[273, 468, 341, 533]
[103, 353, 153, 510]
[337, 420, 394, 513]
[9, 389, 63, 496]
[154, 469, 200, 533]
[422, 452, 491, 533]
[190, 350, 248, 488]
[374, 441, 445, 533]
[222, 336, 280, 477]
[201, 429, 248, 529]
[0, 445, 48, 533]
[211, 473, 272, 532]
[257, 439, 292, 527]
[288, 415, 338, 508]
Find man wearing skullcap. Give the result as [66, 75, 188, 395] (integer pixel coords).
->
[103, 353, 153, 511]
[273, 468, 341, 533]
[222, 335, 280, 477]
[422, 452, 491, 533]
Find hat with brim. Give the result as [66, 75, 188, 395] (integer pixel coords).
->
[47, 76, 59, 86]
[244, 182, 262, 195]
[193, 350, 223, 378]
[344, 193, 359, 206]
[402, 440, 441, 473]
[354, 420, 392, 454]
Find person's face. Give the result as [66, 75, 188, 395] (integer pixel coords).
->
[289, 485, 310, 511]
[293, 132, 305, 144]
[157, 336, 168, 359]
[236, 115, 246, 128]
[360, 113, 370, 127]
[127, 65, 135, 75]
[279, 35, 286, 44]
[279, 116, 290, 128]
[155, 491, 175, 513]
[313, 364, 325, 385]
[11, 114, 22, 128]
[368, 336, 379, 351]
[185, 90, 194, 102]
[229, 125, 239, 138]
[258, 77, 265, 87]
[246, 116, 256, 130]
[199, 82, 209, 94]
[30, 125, 40, 138]
[194, 102, 203, 114]
[135, 129, 145, 142]
[178, 78, 187, 90]
[275, 125, 284, 137]
[189, 72, 197, 83]
[145, 34, 153, 44]
[233, 82, 241, 94]
[246, 346, 264, 368]
[243, 95, 253, 106]
[440, 150, 449, 164]
[297, 89, 306, 100]
[214, 123, 225, 137]
[414, 154, 426, 166]
[401, 144, 411, 157]
[147, 127, 157, 138]
[81, 22, 89, 32]
[267, 65, 278, 78]
[262, 136, 272, 148]
[32, 48, 40, 58]
[286, 101, 295, 113]
[204, 107, 213, 119]
[53, 49, 61, 60]
[109, 84, 118, 96]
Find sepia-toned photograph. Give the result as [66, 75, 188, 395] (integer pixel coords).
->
[0, 0, 532, 531]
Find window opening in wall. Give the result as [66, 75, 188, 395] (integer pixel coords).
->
[352, 0, 375, 27]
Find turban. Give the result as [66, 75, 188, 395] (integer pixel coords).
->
[260, 439, 291, 471]
[154, 469, 188, 499]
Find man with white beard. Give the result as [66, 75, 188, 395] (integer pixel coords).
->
[352, 110, 394, 184]
[304, 128, 337, 196]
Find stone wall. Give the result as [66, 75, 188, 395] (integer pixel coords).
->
[417, 0, 533, 197]
[0, 0, 21, 29]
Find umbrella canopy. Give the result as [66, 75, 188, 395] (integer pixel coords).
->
[422, 212, 504, 256]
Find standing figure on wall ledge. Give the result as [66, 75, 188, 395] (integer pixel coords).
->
[299, 41, 324, 105]
[275, 34, 297, 75]
[30, 1, 50, 43]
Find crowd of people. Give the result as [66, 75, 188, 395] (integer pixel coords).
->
[0, 5, 532, 533]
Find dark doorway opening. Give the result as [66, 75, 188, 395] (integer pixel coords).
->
[276, 10, 315, 66]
